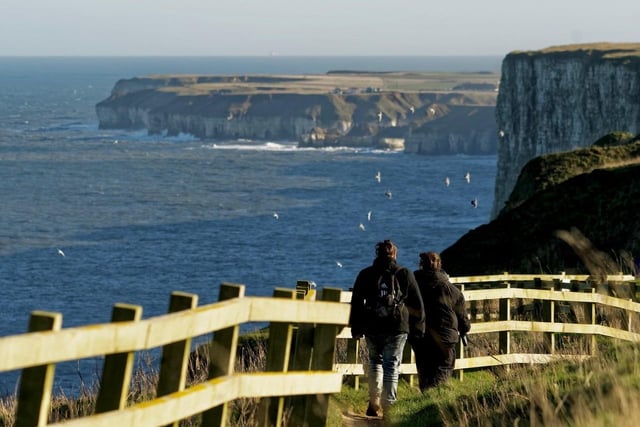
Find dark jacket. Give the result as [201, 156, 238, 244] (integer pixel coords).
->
[350, 257, 425, 337]
[414, 268, 471, 345]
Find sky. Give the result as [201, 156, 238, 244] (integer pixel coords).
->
[2, 0, 638, 57]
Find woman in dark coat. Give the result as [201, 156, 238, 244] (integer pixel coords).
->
[411, 251, 471, 391]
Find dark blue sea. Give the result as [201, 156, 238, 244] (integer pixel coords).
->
[0, 56, 500, 394]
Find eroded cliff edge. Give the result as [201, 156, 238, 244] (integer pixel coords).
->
[95, 72, 498, 154]
[493, 43, 640, 218]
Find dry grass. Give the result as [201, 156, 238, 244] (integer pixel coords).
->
[152, 71, 500, 96]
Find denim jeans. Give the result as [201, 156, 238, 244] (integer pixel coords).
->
[365, 333, 408, 409]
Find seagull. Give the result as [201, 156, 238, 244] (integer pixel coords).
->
[57, 248, 65, 257]
[375, 171, 381, 183]
[428, 107, 435, 115]
[377, 111, 383, 123]
[499, 130, 505, 138]
[464, 172, 471, 184]
[409, 106, 415, 114]
[336, 261, 343, 268]
[359, 223, 366, 231]
[444, 176, 450, 187]
[385, 190, 393, 199]
[273, 212, 279, 220]
[471, 198, 478, 208]
[367, 210, 372, 221]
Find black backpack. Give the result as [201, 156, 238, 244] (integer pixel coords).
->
[369, 268, 405, 320]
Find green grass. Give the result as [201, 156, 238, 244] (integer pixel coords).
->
[331, 340, 640, 426]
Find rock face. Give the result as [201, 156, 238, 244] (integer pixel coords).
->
[493, 43, 640, 218]
[96, 73, 498, 154]
[441, 134, 640, 278]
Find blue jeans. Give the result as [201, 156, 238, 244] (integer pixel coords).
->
[365, 333, 408, 409]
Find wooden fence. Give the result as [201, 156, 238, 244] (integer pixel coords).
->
[0, 282, 349, 427]
[334, 273, 640, 384]
[1, 274, 639, 426]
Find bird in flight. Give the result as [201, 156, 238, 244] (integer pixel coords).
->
[385, 190, 393, 199]
[464, 172, 471, 184]
[336, 261, 343, 268]
[444, 176, 450, 187]
[367, 210, 372, 221]
[57, 248, 65, 257]
[359, 223, 366, 231]
[471, 198, 478, 208]
[273, 212, 279, 220]
[375, 171, 381, 183]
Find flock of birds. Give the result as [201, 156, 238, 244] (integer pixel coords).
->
[269, 168, 478, 269]
[55, 169, 478, 260]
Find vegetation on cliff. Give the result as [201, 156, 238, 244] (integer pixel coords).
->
[441, 132, 640, 278]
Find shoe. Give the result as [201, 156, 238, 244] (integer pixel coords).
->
[366, 402, 381, 417]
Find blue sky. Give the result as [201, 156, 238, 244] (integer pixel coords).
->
[2, 0, 638, 56]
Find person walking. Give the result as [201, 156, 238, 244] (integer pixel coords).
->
[411, 251, 471, 391]
[349, 240, 425, 417]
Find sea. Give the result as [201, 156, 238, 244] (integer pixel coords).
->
[0, 55, 501, 394]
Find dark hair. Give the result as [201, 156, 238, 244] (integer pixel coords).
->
[376, 240, 397, 258]
[419, 251, 441, 270]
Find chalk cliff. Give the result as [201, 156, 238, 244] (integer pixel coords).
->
[96, 73, 497, 153]
[493, 43, 640, 218]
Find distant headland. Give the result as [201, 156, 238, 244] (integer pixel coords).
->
[95, 71, 499, 154]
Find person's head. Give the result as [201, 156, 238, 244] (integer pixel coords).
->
[419, 251, 441, 271]
[375, 240, 397, 260]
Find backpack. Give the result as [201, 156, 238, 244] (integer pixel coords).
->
[369, 268, 405, 320]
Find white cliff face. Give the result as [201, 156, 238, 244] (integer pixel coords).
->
[493, 46, 640, 218]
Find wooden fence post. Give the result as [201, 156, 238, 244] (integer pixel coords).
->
[156, 291, 199, 427]
[304, 287, 342, 427]
[257, 288, 297, 427]
[542, 288, 555, 354]
[14, 311, 62, 427]
[589, 286, 597, 356]
[202, 283, 245, 426]
[95, 304, 143, 414]
[499, 282, 511, 360]
[344, 338, 361, 389]
[455, 284, 466, 381]
[288, 286, 318, 425]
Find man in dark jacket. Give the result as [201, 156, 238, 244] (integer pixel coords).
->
[411, 251, 471, 391]
[349, 240, 425, 416]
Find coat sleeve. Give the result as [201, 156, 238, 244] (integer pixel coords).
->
[404, 270, 426, 336]
[454, 290, 471, 336]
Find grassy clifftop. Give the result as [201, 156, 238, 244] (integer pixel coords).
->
[441, 132, 640, 277]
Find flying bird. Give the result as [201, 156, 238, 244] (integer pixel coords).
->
[367, 210, 372, 221]
[57, 248, 65, 257]
[499, 130, 505, 138]
[375, 171, 381, 183]
[359, 223, 366, 231]
[377, 111, 383, 123]
[273, 212, 279, 220]
[471, 198, 478, 208]
[385, 190, 393, 199]
[336, 261, 343, 268]
[444, 176, 450, 187]
[464, 172, 471, 184]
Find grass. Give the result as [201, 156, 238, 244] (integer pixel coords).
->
[1, 331, 639, 426]
[332, 340, 640, 426]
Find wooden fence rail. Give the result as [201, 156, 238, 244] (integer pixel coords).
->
[2, 274, 638, 426]
[0, 283, 349, 427]
[334, 273, 640, 382]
